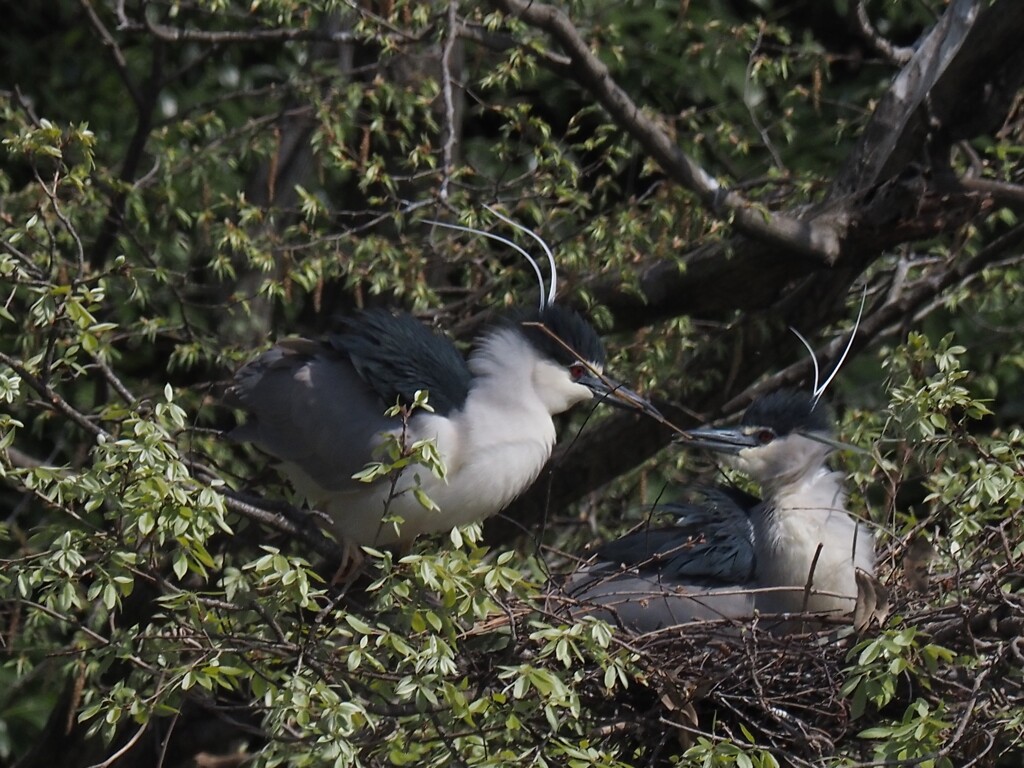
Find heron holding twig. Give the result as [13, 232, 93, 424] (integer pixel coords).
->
[228, 210, 661, 549]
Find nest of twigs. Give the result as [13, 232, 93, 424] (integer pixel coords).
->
[491, 549, 1024, 766]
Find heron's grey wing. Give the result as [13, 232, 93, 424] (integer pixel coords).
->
[332, 310, 472, 415]
[564, 567, 756, 631]
[596, 487, 758, 584]
[229, 339, 394, 491]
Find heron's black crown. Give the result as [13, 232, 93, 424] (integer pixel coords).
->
[741, 389, 832, 437]
[512, 304, 606, 367]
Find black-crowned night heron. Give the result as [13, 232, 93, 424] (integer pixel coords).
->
[568, 389, 874, 632]
[228, 214, 660, 549]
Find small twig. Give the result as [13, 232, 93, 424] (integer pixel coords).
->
[156, 706, 180, 768]
[219, 493, 345, 561]
[744, 24, 784, 171]
[934, 665, 990, 763]
[89, 352, 136, 404]
[78, 0, 145, 109]
[456, 21, 571, 68]
[851, 0, 914, 65]
[142, 17, 359, 44]
[438, 0, 461, 203]
[0, 238, 45, 280]
[801, 543, 825, 614]
[86, 722, 150, 768]
[34, 169, 86, 280]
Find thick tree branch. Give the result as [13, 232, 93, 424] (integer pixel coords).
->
[496, 214, 1024, 546]
[490, 0, 842, 263]
[832, 0, 1024, 197]
[580, 0, 1024, 335]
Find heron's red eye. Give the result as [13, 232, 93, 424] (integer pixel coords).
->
[756, 429, 775, 445]
[569, 363, 587, 380]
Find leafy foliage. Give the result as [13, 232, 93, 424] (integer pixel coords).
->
[2, 0, 1024, 766]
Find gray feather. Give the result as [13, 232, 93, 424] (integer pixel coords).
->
[228, 338, 396, 491]
[567, 487, 761, 631]
[595, 487, 757, 584]
[228, 311, 472, 492]
[565, 570, 757, 630]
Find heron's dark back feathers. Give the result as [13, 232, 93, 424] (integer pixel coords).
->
[228, 338, 395, 490]
[331, 309, 472, 415]
[228, 311, 471, 491]
[596, 487, 758, 584]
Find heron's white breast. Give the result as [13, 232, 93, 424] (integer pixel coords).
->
[755, 468, 873, 614]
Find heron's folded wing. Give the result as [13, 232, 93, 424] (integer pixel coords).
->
[595, 487, 758, 584]
[229, 339, 394, 491]
[565, 569, 757, 629]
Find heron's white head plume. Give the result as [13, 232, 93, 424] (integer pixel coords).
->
[789, 284, 868, 409]
[425, 206, 559, 312]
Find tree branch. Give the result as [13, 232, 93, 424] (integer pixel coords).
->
[490, 0, 842, 263]
[438, 0, 461, 203]
[831, 0, 1024, 197]
[849, 0, 914, 65]
[88, 36, 165, 269]
[0, 351, 108, 439]
[78, 0, 144, 110]
[140, 16, 359, 45]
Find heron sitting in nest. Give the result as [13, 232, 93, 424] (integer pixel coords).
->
[566, 388, 875, 633]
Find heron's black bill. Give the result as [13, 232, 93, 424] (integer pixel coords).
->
[680, 426, 758, 455]
[579, 373, 662, 420]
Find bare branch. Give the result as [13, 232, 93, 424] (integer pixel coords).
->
[850, 0, 914, 65]
[744, 23, 784, 171]
[34, 169, 86, 280]
[438, 0, 461, 203]
[141, 17, 360, 45]
[89, 352, 136, 405]
[0, 238, 45, 281]
[0, 351, 109, 439]
[85, 721, 150, 768]
[218, 493, 347, 562]
[456, 21, 570, 69]
[78, 0, 144, 109]
[957, 176, 1024, 207]
[88, 38, 164, 269]
[832, 0, 1024, 196]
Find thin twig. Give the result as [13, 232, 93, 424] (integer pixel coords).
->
[78, 0, 144, 109]
[85, 721, 149, 768]
[142, 18, 360, 44]
[0, 351, 108, 438]
[744, 23, 784, 171]
[438, 0, 460, 203]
